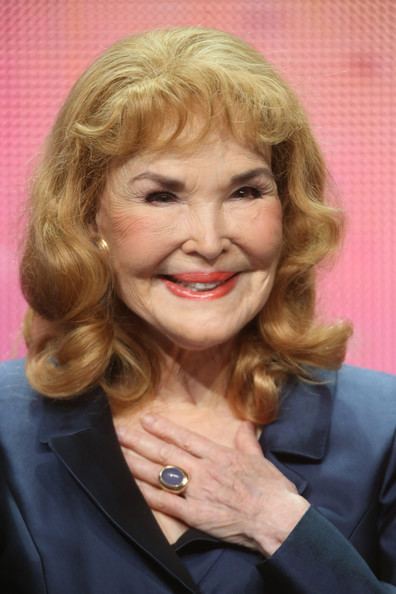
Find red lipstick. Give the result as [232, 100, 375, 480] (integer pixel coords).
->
[160, 271, 238, 301]
[169, 272, 235, 283]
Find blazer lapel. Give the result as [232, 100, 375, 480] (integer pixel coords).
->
[39, 390, 198, 594]
[260, 369, 337, 494]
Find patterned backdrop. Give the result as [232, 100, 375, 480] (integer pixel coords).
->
[0, 0, 395, 372]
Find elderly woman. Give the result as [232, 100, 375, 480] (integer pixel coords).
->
[0, 26, 395, 594]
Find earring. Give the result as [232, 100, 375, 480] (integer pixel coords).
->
[97, 238, 109, 251]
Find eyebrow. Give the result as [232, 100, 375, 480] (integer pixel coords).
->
[129, 167, 274, 191]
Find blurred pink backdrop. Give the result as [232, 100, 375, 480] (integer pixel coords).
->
[0, 0, 395, 372]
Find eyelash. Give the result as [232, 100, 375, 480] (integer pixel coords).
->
[144, 185, 273, 204]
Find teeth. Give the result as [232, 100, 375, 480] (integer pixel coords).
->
[181, 281, 221, 291]
[162, 275, 233, 292]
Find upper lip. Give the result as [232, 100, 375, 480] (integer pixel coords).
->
[161, 271, 238, 282]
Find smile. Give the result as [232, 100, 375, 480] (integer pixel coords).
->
[158, 272, 239, 300]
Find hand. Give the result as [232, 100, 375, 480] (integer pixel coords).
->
[116, 414, 310, 556]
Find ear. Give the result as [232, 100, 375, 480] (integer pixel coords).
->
[88, 198, 106, 242]
[87, 221, 99, 240]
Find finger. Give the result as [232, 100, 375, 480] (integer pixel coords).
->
[136, 479, 190, 521]
[121, 446, 163, 488]
[234, 421, 263, 455]
[117, 427, 194, 468]
[140, 414, 225, 460]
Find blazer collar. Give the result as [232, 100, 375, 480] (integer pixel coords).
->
[260, 368, 337, 460]
[39, 389, 199, 594]
[258, 368, 337, 497]
[39, 367, 337, 457]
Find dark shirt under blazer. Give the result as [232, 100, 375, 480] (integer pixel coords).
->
[0, 359, 395, 593]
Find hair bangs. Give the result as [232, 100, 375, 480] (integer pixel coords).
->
[72, 63, 303, 163]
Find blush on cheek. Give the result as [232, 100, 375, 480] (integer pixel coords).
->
[109, 213, 172, 252]
[111, 212, 152, 242]
[251, 205, 283, 254]
[109, 212, 178, 269]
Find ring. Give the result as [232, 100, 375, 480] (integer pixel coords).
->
[159, 465, 190, 494]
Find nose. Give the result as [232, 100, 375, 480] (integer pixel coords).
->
[181, 202, 231, 260]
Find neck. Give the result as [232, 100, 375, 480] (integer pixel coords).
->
[155, 338, 235, 409]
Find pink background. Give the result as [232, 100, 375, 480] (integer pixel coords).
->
[0, 0, 395, 372]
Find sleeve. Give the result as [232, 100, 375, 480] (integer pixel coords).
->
[257, 431, 396, 594]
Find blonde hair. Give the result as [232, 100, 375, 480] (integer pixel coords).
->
[21, 26, 352, 422]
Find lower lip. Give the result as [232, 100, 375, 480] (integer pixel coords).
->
[161, 275, 238, 300]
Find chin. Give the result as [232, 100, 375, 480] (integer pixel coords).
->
[161, 329, 236, 352]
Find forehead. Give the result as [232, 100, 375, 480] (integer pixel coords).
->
[110, 130, 272, 183]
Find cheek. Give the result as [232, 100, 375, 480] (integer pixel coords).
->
[109, 211, 175, 271]
[111, 211, 151, 243]
[241, 201, 283, 262]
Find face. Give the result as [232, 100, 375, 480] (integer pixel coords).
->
[96, 131, 283, 351]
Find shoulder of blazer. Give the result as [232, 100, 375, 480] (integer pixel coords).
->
[0, 358, 32, 396]
[0, 359, 39, 436]
[334, 364, 396, 432]
[0, 359, 108, 450]
[261, 364, 396, 460]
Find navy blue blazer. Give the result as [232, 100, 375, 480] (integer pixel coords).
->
[0, 359, 395, 593]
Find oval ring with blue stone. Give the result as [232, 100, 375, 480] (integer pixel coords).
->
[158, 465, 190, 494]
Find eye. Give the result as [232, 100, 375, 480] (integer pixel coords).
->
[144, 191, 178, 204]
[231, 185, 271, 200]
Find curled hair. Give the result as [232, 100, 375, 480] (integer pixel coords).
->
[21, 26, 352, 423]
